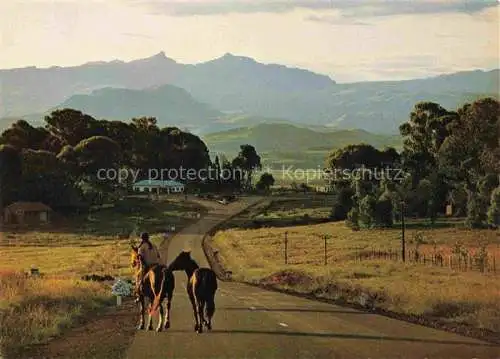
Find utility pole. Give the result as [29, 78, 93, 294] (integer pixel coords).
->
[284, 231, 288, 265]
[324, 235, 328, 266]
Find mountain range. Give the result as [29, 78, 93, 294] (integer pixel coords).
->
[0, 51, 498, 135]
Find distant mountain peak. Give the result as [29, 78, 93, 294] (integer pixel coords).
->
[129, 51, 177, 64]
[153, 51, 167, 58]
[216, 52, 257, 63]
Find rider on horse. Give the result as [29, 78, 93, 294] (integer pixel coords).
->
[134, 232, 162, 302]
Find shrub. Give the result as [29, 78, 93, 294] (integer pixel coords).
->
[330, 187, 354, 220]
[345, 207, 360, 231]
[465, 190, 484, 228]
[359, 194, 377, 228]
[375, 193, 393, 227]
[487, 186, 500, 227]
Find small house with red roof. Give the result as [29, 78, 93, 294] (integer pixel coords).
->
[3, 201, 52, 225]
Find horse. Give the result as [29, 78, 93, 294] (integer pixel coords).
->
[168, 250, 218, 333]
[130, 246, 175, 332]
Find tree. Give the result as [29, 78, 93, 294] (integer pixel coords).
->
[57, 145, 79, 176]
[19, 149, 78, 208]
[214, 155, 221, 184]
[399, 102, 456, 185]
[326, 144, 399, 171]
[232, 145, 262, 190]
[256, 173, 275, 191]
[439, 98, 499, 192]
[359, 194, 377, 228]
[0, 120, 62, 152]
[487, 186, 500, 227]
[45, 109, 98, 146]
[465, 189, 484, 229]
[346, 207, 360, 231]
[0, 144, 22, 205]
[74, 136, 122, 175]
[330, 186, 354, 220]
[375, 193, 393, 227]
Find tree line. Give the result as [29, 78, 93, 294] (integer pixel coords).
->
[326, 98, 499, 229]
[0, 109, 264, 211]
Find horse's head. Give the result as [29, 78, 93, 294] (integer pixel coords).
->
[168, 250, 195, 271]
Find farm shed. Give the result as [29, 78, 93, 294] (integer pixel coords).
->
[3, 201, 52, 225]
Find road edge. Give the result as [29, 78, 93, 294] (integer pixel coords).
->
[202, 197, 268, 281]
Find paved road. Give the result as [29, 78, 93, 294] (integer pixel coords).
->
[126, 197, 499, 359]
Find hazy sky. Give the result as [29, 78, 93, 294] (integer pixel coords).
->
[1, 0, 498, 82]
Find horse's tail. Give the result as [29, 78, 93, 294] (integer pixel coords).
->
[149, 266, 166, 315]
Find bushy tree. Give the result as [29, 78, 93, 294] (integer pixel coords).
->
[0, 144, 22, 205]
[256, 173, 275, 192]
[487, 186, 500, 227]
[330, 186, 354, 220]
[375, 193, 393, 227]
[346, 207, 360, 231]
[232, 145, 261, 190]
[465, 189, 484, 228]
[359, 194, 377, 228]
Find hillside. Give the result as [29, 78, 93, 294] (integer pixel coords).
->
[1, 52, 497, 134]
[203, 123, 402, 168]
[53, 85, 222, 128]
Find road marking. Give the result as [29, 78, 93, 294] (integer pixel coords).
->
[278, 322, 288, 327]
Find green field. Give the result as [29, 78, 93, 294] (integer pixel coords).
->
[203, 122, 403, 169]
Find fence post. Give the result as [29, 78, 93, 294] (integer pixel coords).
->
[324, 235, 327, 266]
[284, 231, 288, 265]
[400, 201, 406, 262]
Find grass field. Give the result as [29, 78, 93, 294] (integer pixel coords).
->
[0, 197, 206, 356]
[211, 220, 500, 336]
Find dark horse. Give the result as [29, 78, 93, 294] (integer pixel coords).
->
[168, 250, 218, 333]
[130, 246, 175, 332]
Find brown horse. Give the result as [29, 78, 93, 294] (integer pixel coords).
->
[130, 246, 175, 332]
[168, 250, 218, 333]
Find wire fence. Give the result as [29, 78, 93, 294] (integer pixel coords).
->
[351, 248, 497, 274]
[280, 234, 498, 275]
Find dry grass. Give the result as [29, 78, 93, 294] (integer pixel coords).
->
[0, 197, 205, 355]
[211, 221, 500, 333]
[256, 197, 334, 220]
[0, 270, 110, 356]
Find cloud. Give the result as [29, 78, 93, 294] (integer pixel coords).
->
[306, 14, 372, 26]
[131, 0, 498, 17]
[334, 0, 499, 18]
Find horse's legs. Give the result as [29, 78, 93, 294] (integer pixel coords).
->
[156, 302, 164, 332]
[146, 298, 154, 331]
[137, 295, 145, 330]
[188, 288, 200, 332]
[196, 298, 206, 334]
[163, 292, 172, 330]
[205, 295, 215, 330]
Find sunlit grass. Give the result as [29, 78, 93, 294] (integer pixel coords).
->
[212, 221, 500, 332]
[0, 270, 111, 355]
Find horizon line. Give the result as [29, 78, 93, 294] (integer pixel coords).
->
[0, 50, 498, 85]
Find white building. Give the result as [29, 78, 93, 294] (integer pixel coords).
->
[132, 180, 185, 194]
